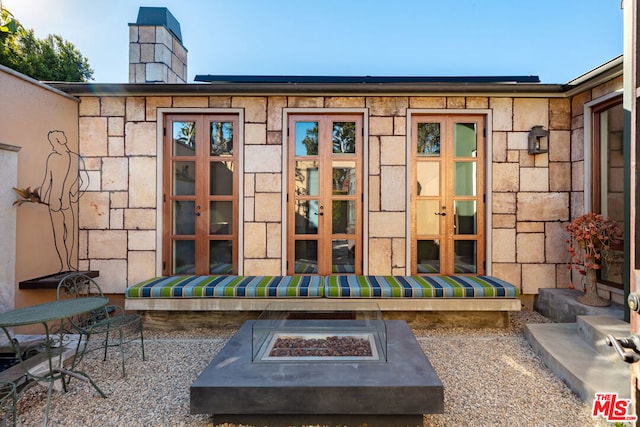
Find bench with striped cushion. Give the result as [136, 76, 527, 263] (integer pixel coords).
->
[324, 275, 519, 298]
[126, 275, 324, 298]
[126, 275, 518, 299]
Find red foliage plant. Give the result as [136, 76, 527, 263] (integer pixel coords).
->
[565, 213, 622, 289]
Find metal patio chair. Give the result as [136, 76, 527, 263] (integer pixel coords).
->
[56, 273, 145, 377]
[0, 382, 16, 427]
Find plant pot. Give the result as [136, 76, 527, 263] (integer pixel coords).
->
[576, 268, 610, 307]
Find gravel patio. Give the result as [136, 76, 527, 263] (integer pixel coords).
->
[14, 311, 611, 427]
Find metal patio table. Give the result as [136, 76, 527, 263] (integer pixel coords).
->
[0, 297, 109, 426]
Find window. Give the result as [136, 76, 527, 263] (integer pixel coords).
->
[591, 97, 624, 288]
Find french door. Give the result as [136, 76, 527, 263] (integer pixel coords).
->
[411, 114, 485, 275]
[287, 114, 363, 275]
[163, 114, 238, 275]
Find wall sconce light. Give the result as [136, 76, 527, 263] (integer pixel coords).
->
[528, 125, 549, 155]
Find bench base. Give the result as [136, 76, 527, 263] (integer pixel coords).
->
[138, 309, 512, 330]
[125, 296, 521, 312]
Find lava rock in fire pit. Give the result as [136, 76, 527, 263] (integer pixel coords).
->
[269, 335, 373, 357]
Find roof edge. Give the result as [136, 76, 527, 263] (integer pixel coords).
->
[194, 75, 541, 84]
[50, 81, 566, 96]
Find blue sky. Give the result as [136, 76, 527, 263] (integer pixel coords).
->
[3, 0, 624, 83]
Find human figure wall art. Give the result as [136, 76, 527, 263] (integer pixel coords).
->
[13, 130, 89, 272]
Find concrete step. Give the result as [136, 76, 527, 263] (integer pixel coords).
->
[525, 322, 630, 405]
[536, 288, 624, 323]
[576, 315, 630, 365]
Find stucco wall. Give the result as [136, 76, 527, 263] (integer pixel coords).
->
[74, 92, 606, 297]
[0, 67, 79, 308]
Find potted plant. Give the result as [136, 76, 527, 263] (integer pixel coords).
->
[566, 212, 623, 306]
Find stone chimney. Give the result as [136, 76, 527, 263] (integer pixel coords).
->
[129, 7, 188, 83]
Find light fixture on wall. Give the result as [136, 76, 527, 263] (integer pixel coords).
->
[527, 125, 549, 155]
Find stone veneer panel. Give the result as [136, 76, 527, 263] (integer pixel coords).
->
[513, 98, 549, 132]
[129, 156, 157, 208]
[267, 97, 286, 131]
[245, 145, 281, 173]
[549, 130, 571, 162]
[266, 223, 281, 259]
[516, 193, 569, 222]
[245, 123, 267, 145]
[124, 208, 156, 230]
[101, 97, 125, 116]
[492, 229, 516, 262]
[545, 222, 569, 264]
[254, 193, 281, 222]
[244, 223, 266, 258]
[491, 263, 522, 289]
[91, 259, 128, 294]
[101, 157, 128, 191]
[129, 230, 156, 251]
[369, 212, 405, 238]
[380, 166, 406, 211]
[492, 192, 516, 214]
[324, 97, 365, 108]
[232, 97, 267, 123]
[392, 238, 406, 271]
[549, 98, 571, 130]
[380, 136, 405, 165]
[244, 258, 280, 276]
[125, 122, 156, 156]
[490, 98, 512, 131]
[520, 168, 549, 192]
[369, 238, 392, 275]
[128, 251, 156, 286]
[522, 264, 556, 294]
[367, 97, 408, 116]
[370, 116, 394, 136]
[516, 233, 545, 263]
[254, 173, 280, 192]
[79, 192, 109, 229]
[89, 230, 127, 259]
[492, 163, 519, 192]
[79, 117, 108, 157]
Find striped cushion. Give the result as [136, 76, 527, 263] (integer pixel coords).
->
[324, 275, 519, 298]
[126, 276, 324, 298]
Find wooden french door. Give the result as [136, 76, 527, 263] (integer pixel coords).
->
[163, 114, 238, 275]
[411, 115, 485, 275]
[287, 114, 363, 275]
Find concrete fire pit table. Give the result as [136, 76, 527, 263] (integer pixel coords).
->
[190, 302, 443, 427]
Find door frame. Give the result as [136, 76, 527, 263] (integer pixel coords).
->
[281, 108, 369, 275]
[406, 109, 493, 276]
[156, 108, 245, 276]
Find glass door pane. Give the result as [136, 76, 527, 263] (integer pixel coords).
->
[165, 115, 238, 275]
[413, 115, 484, 275]
[289, 115, 361, 275]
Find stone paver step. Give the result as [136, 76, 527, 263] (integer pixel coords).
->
[525, 322, 630, 406]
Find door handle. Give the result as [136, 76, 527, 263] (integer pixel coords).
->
[606, 334, 640, 363]
[434, 212, 446, 216]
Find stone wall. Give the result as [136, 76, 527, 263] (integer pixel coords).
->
[75, 90, 617, 296]
[129, 24, 187, 83]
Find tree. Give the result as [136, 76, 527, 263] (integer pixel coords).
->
[0, 6, 93, 82]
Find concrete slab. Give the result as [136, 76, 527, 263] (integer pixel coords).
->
[536, 288, 624, 323]
[191, 320, 443, 426]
